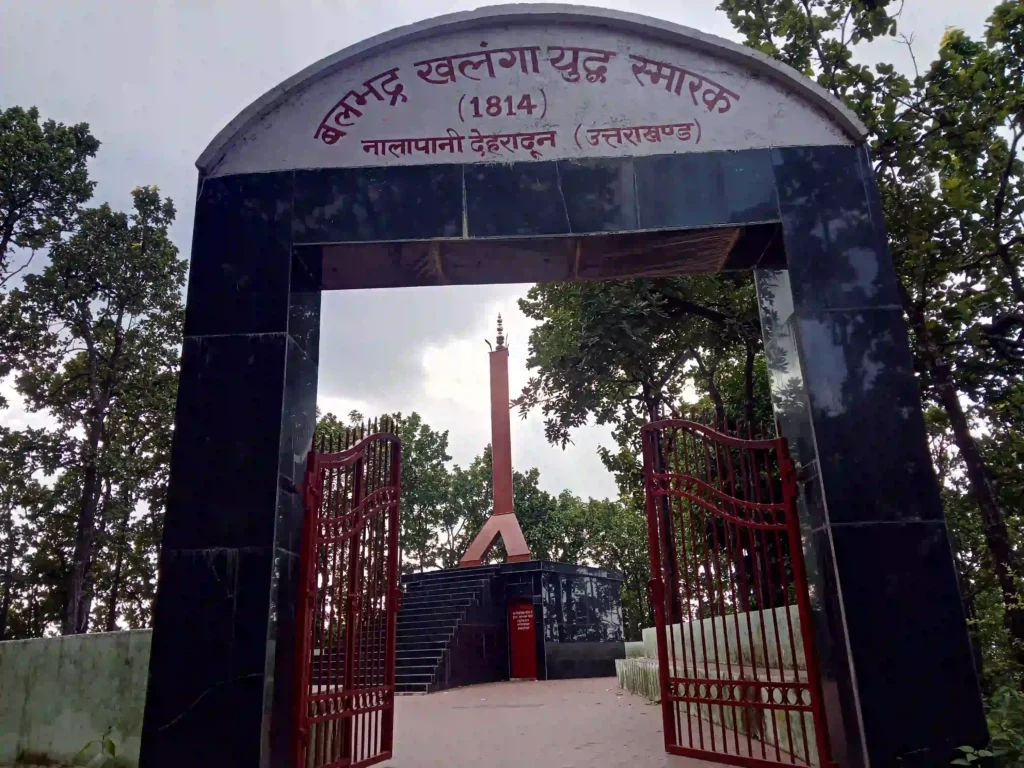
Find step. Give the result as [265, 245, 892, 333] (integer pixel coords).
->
[399, 610, 471, 622]
[396, 664, 437, 677]
[397, 613, 463, 626]
[402, 566, 499, 586]
[397, 624, 460, 637]
[397, 654, 443, 667]
[396, 682, 429, 694]
[404, 579, 488, 595]
[395, 671, 434, 684]
[397, 624, 460, 636]
[396, 640, 447, 653]
[397, 610, 466, 622]
[394, 632, 453, 644]
[401, 595, 476, 606]
[400, 597, 477, 611]
[404, 570, 495, 585]
[397, 626, 459, 640]
[400, 594, 474, 606]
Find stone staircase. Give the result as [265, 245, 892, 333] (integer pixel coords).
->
[396, 566, 501, 693]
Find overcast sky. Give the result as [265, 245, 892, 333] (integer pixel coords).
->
[0, 1, 998, 501]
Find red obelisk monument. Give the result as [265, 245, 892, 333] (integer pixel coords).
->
[460, 315, 531, 566]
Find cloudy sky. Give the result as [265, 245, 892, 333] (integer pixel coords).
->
[0, 0, 998, 501]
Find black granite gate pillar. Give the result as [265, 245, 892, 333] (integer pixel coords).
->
[757, 145, 988, 766]
[139, 174, 320, 768]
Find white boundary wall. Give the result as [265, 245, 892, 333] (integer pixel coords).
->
[0, 631, 151, 767]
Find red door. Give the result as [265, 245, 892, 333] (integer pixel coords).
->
[509, 599, 537, 680]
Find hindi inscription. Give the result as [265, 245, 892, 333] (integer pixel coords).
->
[205, 22, 853, 177]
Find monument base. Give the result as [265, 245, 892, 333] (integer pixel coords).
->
[459, 513, 531, 567]
[396, 561, 625, 693]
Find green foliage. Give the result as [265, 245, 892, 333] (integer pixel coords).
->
[312, 409, 654, 638]
[515, 270, 779, 642]
[720, 0, 1024, 755]
[315, 410, 454, 575]
[0, 105, 99, 282]
[986, 686, 1024, 764]
[72, 726, 117, 768]
[952, 686, 1024, 765]
[0, 158, 184, 636]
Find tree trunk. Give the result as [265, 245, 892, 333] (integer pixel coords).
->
[707, 377, 727, 430]
[62, 422, 103, 635]
[0, 523, 15, 641]
[105, 503, 132, 633]
[952, 550, 987, 688]
[934, 371, 1024, 667]
[902, 287, 1024, 671]
[105, 543, 123, 633]
[742, 341, 757, 432]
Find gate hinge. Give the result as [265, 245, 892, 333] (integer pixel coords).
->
[793, 458, 819, 486]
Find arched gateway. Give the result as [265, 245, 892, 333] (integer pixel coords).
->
[140, 6, 987, 767]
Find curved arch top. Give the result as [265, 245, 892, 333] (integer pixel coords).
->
[198, 3, 868, 177]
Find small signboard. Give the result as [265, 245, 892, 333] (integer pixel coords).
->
[509, 599, 538, 680]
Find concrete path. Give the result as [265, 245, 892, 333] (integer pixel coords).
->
[381, 677, 728, 768]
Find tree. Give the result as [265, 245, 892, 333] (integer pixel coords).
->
[436, 449, 491, 570]
[516, 275, 768, 454]
[0, 427, 58, 639]
[394, 413, 451, 572]
[314, 410, 452, 573]
[719, 0, 1024, 681]
[516, 275, 774, 621]
[0, 106, 99, 286]
[584, 497, 652, 641]
[4, 186, 185, 634]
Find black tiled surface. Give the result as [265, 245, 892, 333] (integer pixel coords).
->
[556, 158, 638, 232]
[755, 270, 817, 472]
[290, 246, 322, 292]
[545, 641, 623, 679]
[288, 248, 322, 360]
[184, 173, 293, 337]
[273, 337, 318, 559]
[774, 145, 901, 311]
[465, 162, 570, 237]
[723, 223, 784, 271]
[829, 521, 987, 765]
[140, 546, 274, 767]
[636, 149, 777, 230]
[794, 307, 943, 524]
[293, 165, 462, 242]
[275, 469, 305, 561]
[161, 335, 287, 550]
[287, 290, 320, 362]
[803, 528, 865, 767]
[543, 571, 624, 645]
[267, 548, 300, 767]
[277, 337, 318, 495]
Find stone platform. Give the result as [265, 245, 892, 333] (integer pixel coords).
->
[380, 678, 726, 768]
[396, 561, 625, 692]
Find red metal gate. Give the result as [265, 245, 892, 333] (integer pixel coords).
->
[293, 421, 401, 768]
[641, 419, 832, 768]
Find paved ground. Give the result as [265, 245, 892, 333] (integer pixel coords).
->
[381, 677, 727, 768]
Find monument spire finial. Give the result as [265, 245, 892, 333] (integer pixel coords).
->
[496, 314, 505, 349]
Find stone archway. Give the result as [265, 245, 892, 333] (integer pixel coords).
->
[138, 6, 986, 767]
